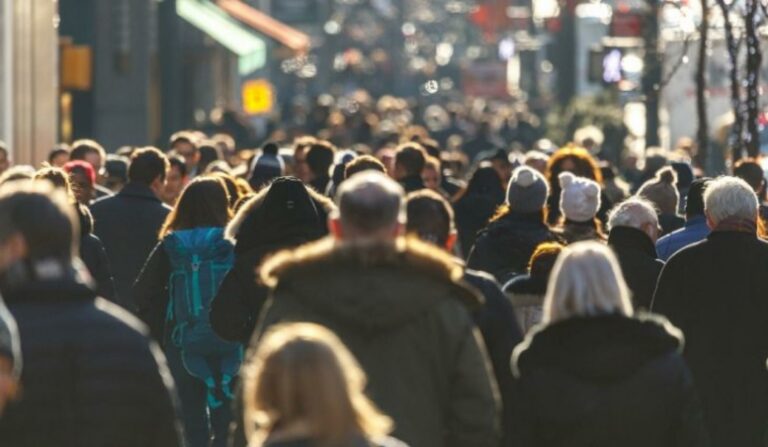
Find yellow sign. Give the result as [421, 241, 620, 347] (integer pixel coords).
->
[242, 79, 273, 115]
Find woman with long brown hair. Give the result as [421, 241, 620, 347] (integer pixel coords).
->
[242, 323, 404, 447]
[544, 146, 609, 225]
[135, 176, 239, 447]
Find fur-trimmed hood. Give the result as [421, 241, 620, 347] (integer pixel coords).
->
[261, 236, 483, 334]
[225, 177, 335, 254]
[512, 313, 684, 381]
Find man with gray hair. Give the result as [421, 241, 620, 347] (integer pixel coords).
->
[606, 197, 664, 309]
[257, 171, 500, 447]
[652, 176, 768, 447]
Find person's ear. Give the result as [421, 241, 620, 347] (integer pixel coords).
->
[329, 217, 343, 240]
[706, 213, 716, 230]
[445, 231, 458, 252]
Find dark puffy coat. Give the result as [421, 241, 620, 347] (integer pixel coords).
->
[652, 230, 768, 447]
[464, 269, 523, 447]
[467, 211, 560, 283]
[0, 276, 182, 447]
[511, 314, 707, 447]
[77, 204, 117, 302]
[257, 238, 500, 447]
[210, 178, 334, 343]
[607, 226, 664, 310]
[91, 182, 171, 311]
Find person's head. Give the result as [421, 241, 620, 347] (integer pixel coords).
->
[160, 176, 232, 237]
[0, 298, 20, 416]
[306, 140, 336, 182]
[558, 172, 601, 223]
[242, 323, 392, 446]
[161, 155, 188, 206]
[128, 147, 170, 196]
[393, 143, 427, 181]
[48, 145, 70, 168]
[733, 159, 766, 199]
[543, 241, 632, 324]
[345, 155, 386, 179]
[292, 136, 317, 182]
[0, 143, 9, 175]
[69, 139, 107, 179]
[607, 197, 661, 242]
[528, 242, 564, 280]
[546, 146, 602, 184]
[422, 156, 442, 192]
[704, 176, 758, 228]
[331, 171, 405, 242]
[34, 167, 76, 203]
[0, 181, 78, 273]
[197, 140, 222, 174]
[169, 131, 200, 171]
[104, 154, 129, 192]
[249, 143, 285, 190]
[524, 150, 549, 174]
[488, 149, 514, 185]
[506, 166, 549, 214]
[638, 167, 679, 215]
[210, 172, 243, 209]
[0, 166, 35, 185]
[63, 160, 96, 205]
[685, 177, 711, 219]
[405, 190, 455, 249]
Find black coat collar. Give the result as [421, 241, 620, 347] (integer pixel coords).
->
[118, 182, 161, 203]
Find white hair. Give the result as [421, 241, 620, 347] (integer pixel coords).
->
[543, 241, 633, 324]
[607, 197, 658, 231]
[704, 176, 758, 225]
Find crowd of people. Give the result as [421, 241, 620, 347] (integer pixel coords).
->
[0, 107, 766, 447]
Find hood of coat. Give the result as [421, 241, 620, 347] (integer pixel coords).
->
[512, 313, 683, 381]
[608, 226, 658, 259]
[261, 237, 482, 335]
[226, 177, 336, 254]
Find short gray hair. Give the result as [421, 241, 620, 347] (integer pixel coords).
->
[335, 171, 405, 234]
[607, 197, 658, 232]
[704, 176, 758, 225]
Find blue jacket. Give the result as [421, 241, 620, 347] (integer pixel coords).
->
[655, 215, 710, 261]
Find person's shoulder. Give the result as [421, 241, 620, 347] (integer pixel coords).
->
[89, 297, 153, 340]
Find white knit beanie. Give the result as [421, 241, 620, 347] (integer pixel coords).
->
[559, 172, 601, 222]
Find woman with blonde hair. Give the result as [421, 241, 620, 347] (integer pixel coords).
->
[242, 323, 404, 447]
[509, 242, 706, 447]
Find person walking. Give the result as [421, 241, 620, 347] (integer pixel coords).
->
[256, 171, 499, 447]
[655, 178, 711, 261]
[553, 172, 606, 243]
[242, 323, 405, 447]
[135, 177, 241, 447]
[210, 177, 334, 344]
[0, 181, 182, 446]
[637, 167, 685, 236]
[468, 166, 560, 283]
[511, 242, 707, 447]
[453, 166, 505, 259]
[606, 198, 664, 310]
[91, 147, 171, 311]
[652, 176, 768, 446]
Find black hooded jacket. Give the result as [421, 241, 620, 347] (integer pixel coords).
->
[511, 314, 707, 447]
[453, 167, 505, 259]
[209, 177, 334, 343]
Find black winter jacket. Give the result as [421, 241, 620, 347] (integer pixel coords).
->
[77, 204, 117, 302]
[257, 238, 500, 447]
[511, 314, 707, 447]
[454, 194, 502, 259]
[0, 276, 182, 447]
[607, 226, 664, 310]
[91, 182, 171, 311]
[467, 211, 560, 283]
[209, 178, 334, 343]
[652, 230, 768, 447]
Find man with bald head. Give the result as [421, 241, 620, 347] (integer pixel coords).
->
[255, 171, 500, 447]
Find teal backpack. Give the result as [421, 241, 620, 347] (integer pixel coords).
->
[164, 227, 241, 407]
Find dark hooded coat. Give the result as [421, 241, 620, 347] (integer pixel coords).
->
[510, 314, 707, 447]
[257, 238, 500, 447]
[209, 177, 334, 343]
[453, 167, 505, 259]
[607, 226, 664, 310]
